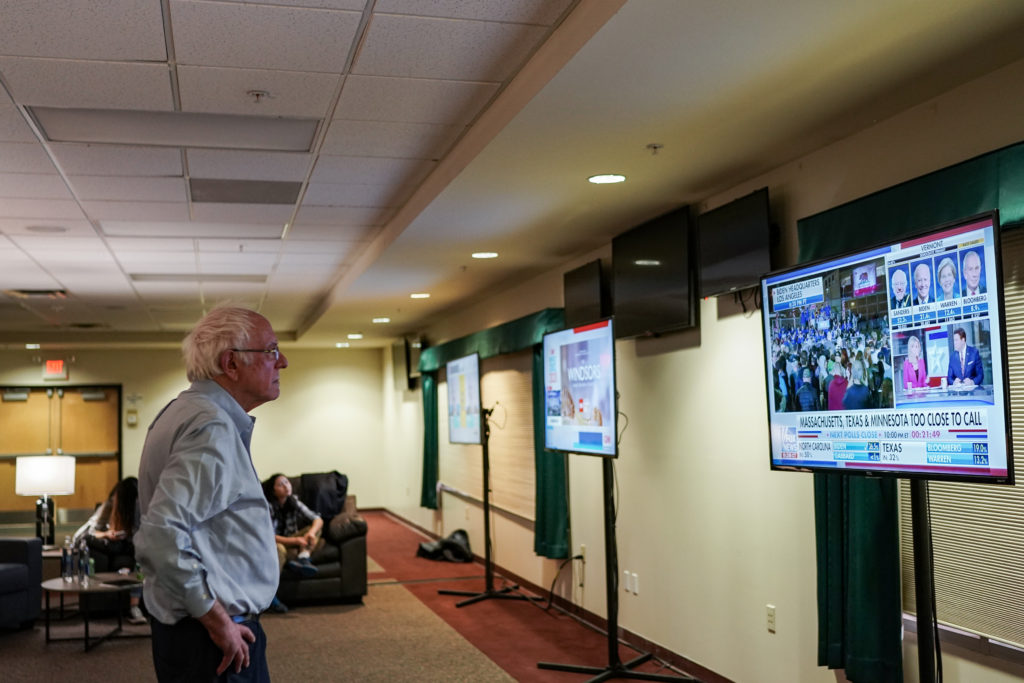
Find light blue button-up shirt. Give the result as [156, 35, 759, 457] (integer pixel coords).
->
[135, 380, 278, 625]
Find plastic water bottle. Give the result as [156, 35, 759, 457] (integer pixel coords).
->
[61, 537, 73, 583]
[70, 541, 80, 583]
[78, 540, 89, 585]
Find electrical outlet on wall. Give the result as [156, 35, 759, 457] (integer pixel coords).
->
[766, 604, 776, 633]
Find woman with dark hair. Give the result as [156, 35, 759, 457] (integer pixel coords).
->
[73, 477, 145, 624]
[262, 473, 324, 613]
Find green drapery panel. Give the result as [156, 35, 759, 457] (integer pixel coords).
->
[418, 308, 569, 558]
[800, 139, 1024, 683]
[419, 371, 439, 509]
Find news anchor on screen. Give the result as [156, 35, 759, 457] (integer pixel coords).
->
[947, 327, 983, 386]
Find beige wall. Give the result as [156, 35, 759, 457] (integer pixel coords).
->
[0, 346, 386, 506]
[391, 56, 1024, 682]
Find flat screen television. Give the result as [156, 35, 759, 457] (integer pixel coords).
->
[612, 206, 696, 338]
[542, 319, 618, 457]
[760, 211, 1012, 483]
[697, 187, 772, 297]
[564, 259, 610, 327]
[446, 352, 481, 445]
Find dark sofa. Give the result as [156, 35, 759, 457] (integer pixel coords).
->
[275, 472, 368, 605]
[0, 537, 42, 630]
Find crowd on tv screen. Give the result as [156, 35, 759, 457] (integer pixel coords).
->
[770, 300, 893, 413]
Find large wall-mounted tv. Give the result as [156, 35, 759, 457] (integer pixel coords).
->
[563, 259, 610, 327]
[697, 187, 772, 298]
[543, 319, 618, 457]
[446, 352, 481, 445]
[760, 212, 1012, 483]
[612, 205, 696, 339]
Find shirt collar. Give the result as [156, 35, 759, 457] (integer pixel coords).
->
[190, 379, 257, 452]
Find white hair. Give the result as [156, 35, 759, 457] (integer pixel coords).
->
[182, 306, 261, 382]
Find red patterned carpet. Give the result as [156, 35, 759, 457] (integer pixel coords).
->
[363, 510, 696, 682]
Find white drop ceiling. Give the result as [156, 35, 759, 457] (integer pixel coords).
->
[2, 0, 1024, 348]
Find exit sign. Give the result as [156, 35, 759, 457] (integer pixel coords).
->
[43, 359, 68, 381]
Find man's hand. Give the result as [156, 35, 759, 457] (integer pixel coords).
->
[198, 602, 255, 675]
[302, 530, 318, 548]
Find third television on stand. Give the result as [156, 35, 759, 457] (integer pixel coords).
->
[446, 352, 482, 445]
[759, 211, 1012, 484]
[542, 319, 618, 457]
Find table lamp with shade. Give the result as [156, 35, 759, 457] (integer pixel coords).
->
[15, 455, 76, 547]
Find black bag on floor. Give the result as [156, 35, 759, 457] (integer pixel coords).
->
[416, 528, 473, 563]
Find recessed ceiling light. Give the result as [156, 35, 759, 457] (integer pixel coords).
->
[588, 174, 626, 184]
[410, 293, 430, 299]
[335, 342, 350, 348]
[472, 252, 498, 259]
[347, 333, 363, 340]
[25, 344, 40, 350]
[634, 259, 662, 267]
[372, 317, 391, 324]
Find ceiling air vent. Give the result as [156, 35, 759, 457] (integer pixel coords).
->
[3, 289, 68, 299]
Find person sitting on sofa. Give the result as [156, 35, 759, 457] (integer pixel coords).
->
[72, 477, 146, 625]
[262, 473, 324, 611]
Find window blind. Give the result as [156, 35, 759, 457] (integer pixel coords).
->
[899, 226, 1024, 647]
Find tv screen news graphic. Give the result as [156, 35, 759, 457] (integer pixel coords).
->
[543, 319, 618, 457]
[760, 212, 1012, 483]
[446, 352, 482, 445]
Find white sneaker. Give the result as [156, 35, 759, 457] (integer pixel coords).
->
[128, 605, 147, 625]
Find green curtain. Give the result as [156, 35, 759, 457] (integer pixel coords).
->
[419, 371, 438, 509]
[418, 308, 569, 558]
[800, 139, 1024, 683]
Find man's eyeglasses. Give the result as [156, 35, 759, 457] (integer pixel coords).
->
[232, 346, 280, 361]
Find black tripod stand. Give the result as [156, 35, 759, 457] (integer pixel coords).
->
[538, 456, 696, 682]
[439, 406, 543, 608]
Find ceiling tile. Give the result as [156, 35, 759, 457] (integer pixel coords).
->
[186, 149, 311, 181]
[335, 75, 498, 124]
[311, 155, 434, 185]
[278, 251, 345, 267]
[190, 203, 293, 225]
[243, 0, 366, 9]
[0, 102, 36, 142]
[0, 0, 166, 61]
[170, 1, 362, 72]
[132, 281, 202, 305]
[292, 205, 392, 226]
[117, 251, 197, 270]
[374, 0, 572, 25]
[101, 220, 285, 239]
[0, 173, 73, 199]
[282, 239, 356, 254]
[321, 119, 463, 159]
[200, 281, 267, 299]
[8, 234, 107, 253]
[105, 237, 195, 252]
[303, 182, 397, 207]
[69, 176, 187, 202]
[198, 251, 278, 271]
[0, 142, 57, 174]
[0, 58, 173, 111]
[197, 239, 281, 254]
[287, 222, 377, 241]
[178, 65, 340, 118]
[0, 267, 63, 290]
[0, 218, 96, 237]
[50, 144, 183, 176]
[353, 14, 547, 81]
[81, 201, 190, 222]
[0, 199, 86, 220]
